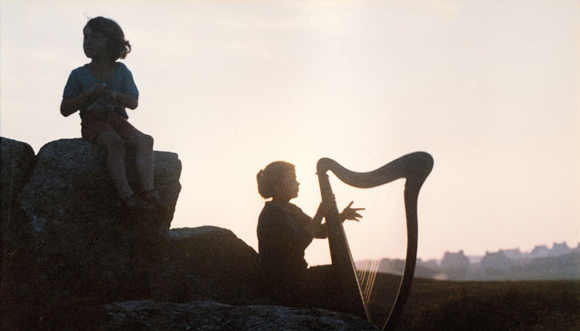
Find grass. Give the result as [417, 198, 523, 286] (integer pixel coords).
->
[390, 278, 580, 331]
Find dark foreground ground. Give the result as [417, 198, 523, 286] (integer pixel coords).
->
[2, 276, 578, 330]
[392, 277, 580, 331]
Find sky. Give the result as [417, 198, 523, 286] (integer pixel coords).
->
[1, 0, 579, 265]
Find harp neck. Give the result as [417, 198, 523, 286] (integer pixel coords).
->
[317, 152, 433, 190]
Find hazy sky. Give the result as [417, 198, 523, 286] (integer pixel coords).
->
[1, 0, 578, 265]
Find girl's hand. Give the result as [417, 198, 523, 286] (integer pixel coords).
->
[109, 90, 138, 110]
[109, 90, 118, 103]
[87, 83, 107, 99]
[340, 201, 364, 222]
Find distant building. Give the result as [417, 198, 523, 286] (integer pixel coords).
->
[481, 251, 511, 273]
[500, 248, 523, 259]
[417, 258, 439, 269]
[415, 259, 441, 279]
[441, 250, 470, 273]
[377, 258, 405, 274]
[530, 245, 550, 258]
[467, 255, 482, 264]
[551, 242, 571, 256]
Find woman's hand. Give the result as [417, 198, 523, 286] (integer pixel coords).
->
[340, 201, 364, 222]
[319, 193, 335, 214]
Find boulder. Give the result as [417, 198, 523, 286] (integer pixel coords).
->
[0, 137, 36, 303]
[0, 137, 36, 227]
[100, 300, 380, 331]
[20, 138, 181, 226]
[3, 138, 182, 314]
[6, 299, 379, 331]
[167, 226, 261, 304]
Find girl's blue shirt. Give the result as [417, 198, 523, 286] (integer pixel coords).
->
[62, 62, 139, 119]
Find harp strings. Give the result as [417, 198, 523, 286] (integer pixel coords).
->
[335, 178, 407, 304]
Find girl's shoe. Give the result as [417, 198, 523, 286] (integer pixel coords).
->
[141, 190, 169, 212]
[119, 193, 151, 210]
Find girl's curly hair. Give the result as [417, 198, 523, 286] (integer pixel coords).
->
[86, 16, 131, 62]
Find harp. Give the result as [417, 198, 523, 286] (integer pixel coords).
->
[316, 152, 433, 330]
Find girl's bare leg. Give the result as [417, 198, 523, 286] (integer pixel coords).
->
[126, 133, 167, 211]
[94, 130, 134, 199]
[126, 133, 155, 192]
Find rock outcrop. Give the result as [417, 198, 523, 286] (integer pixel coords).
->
[6, 299, 378, 331]
[0, 137, 378, 331]
[1, 138, 182, 329]
[0, 137, 36, 301]
[101, 300, 378, 331]
[0, 137, 36, 226]
[167, 227, 261, 304]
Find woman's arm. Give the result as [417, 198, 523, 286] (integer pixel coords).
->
[307, 200, 364, 239]
[305, 200, 332, 239]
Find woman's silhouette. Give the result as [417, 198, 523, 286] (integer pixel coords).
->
[256, 161, 363, 310]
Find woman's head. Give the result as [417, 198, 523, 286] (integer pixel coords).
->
[84, 17, 131, 62]
[257, 161, 299, 200]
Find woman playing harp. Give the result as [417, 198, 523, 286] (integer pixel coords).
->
[256, 161, 363, 311]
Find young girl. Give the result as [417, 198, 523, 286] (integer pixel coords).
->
[61, 16, 163, 210]
[256, 161, 363, 310]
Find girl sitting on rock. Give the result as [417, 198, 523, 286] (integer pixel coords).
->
[60, 16, 163, 211]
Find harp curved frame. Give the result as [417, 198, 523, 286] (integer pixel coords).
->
[316, 152, 433, 331]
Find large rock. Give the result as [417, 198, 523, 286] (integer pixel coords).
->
[0, 137, 36, 227]
[0, 137, 36, 304]
[20, 138, 181, 226]
[3, 299, 380, 331]
[101, 300, 380, 331]
[167, 226, 261, 304]
[2, 138, 182, 320]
